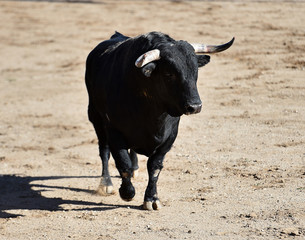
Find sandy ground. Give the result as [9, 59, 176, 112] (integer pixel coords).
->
[0, 0, 304, 239]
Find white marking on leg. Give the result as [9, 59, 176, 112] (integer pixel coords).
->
[132, 169, 139, 178]
[153, 169, 160, 178]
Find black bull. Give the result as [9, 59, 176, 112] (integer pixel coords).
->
[85, 32, 234, 210]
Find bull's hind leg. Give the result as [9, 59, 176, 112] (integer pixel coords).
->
[96, 144, 114, 195]
[88, 105, 114, 195]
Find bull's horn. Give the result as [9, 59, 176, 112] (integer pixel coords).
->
[135, 49, 161, 68]
[191, 37, 235, 54]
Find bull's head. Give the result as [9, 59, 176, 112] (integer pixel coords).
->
[134, 37, 234, 117]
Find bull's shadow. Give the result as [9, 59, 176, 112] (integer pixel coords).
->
[0, 174, 138, 218]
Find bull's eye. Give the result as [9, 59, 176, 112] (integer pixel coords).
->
[165, 73, 176, 81]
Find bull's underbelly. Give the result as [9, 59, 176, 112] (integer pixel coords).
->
[110, 115, 179, 157]
[120, 126, 172, 157]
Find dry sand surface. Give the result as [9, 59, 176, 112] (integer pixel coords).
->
[0, 0, 304, 239]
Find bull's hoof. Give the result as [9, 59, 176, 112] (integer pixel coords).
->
[143, 200, 162, 211]
[119, 182, 135, 201]
[96, 184, 114, 196]
[96, 176, 114, 196]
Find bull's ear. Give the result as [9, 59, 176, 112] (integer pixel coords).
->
[197, 55, 210, 68]
[141, 62, 157, 78]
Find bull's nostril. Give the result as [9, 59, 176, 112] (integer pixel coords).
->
[185, 104, 202, 115]
[186, 106, 196, 113]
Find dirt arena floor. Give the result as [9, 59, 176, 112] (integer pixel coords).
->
[0, 0, 304, 239]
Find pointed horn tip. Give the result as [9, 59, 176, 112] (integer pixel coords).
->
[210, 37, 235, 53]
[229, 37, 235, 45]
[219, 37, 235, 48]
[223, 37, 235, 50]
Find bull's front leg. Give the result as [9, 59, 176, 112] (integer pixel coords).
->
[143, 152, 165, 211]
[109, 131, 135, 201]
[142, 127, 178, 211]
[129, 149, 139, 178]
[112, 149, 135, 201]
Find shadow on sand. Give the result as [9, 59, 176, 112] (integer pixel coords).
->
[0, 174, 140, 218]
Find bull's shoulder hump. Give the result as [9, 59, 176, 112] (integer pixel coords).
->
[90, 38, 128, 57]
[110, 31, 130, 41]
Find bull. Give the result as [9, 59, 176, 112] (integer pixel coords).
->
[85, 31, 234, 210]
